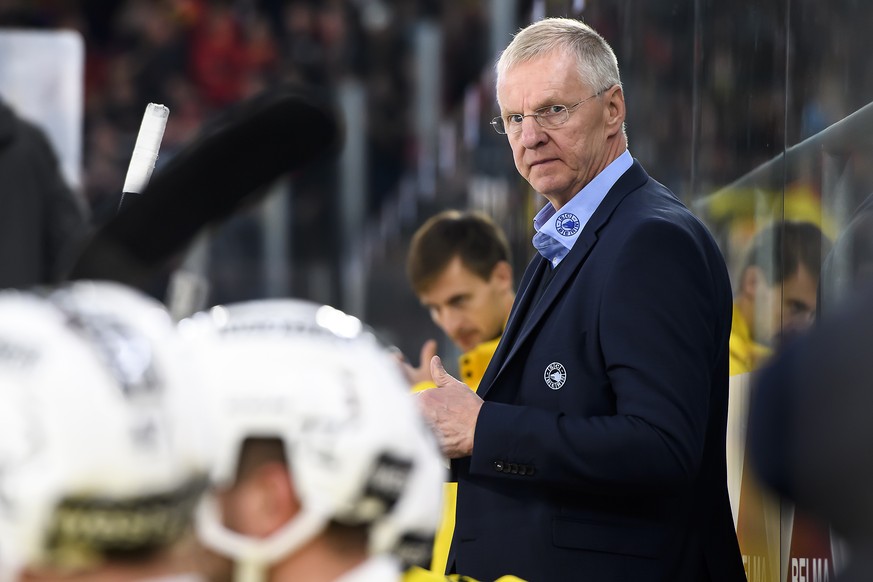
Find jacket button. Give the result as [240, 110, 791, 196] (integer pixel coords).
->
[528, 466, 536, 476]
[509, 463, 519, 474]
[494, 461, 504, 472]
[519, 466, 527, 476]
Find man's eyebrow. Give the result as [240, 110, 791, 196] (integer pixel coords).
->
[501, 94, 564, 114]
[786, 298, 813, 309]
[446, 293, 470, 305]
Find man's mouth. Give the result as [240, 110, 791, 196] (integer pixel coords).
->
[454, 332, 478, 350]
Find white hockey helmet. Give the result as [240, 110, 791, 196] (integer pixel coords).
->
[0, 282, 208, 580]
[179, 299, 444, 579]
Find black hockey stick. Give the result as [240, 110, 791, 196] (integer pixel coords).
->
[65, 84, 342, 289]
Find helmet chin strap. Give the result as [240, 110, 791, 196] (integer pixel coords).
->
[195, 493, 329, 580]
[233, 559, 268, 582]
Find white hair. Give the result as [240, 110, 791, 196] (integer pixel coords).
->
[495, 17, 622, 98]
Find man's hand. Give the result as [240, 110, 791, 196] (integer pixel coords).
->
[395, 339, 439, 386]
[417, 355, 484, 458]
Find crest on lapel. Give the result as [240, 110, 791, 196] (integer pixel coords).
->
[544, 362, 567, 390]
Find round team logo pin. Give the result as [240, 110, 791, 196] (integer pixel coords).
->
[555, 213, 580, 237]
[544, 362, 567, 390]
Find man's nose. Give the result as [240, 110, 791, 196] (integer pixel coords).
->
[439, 309, 464, 337]
[519, 116, 547, 148]
[799, 310, 816, 326]
[786, 310, 815, 331]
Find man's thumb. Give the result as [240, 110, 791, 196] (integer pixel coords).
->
[430, 355, 454, 387]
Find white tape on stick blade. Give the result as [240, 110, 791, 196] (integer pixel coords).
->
[122, 103, 169, 195]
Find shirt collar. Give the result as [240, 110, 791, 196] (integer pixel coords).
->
[533, 150, 633, 266]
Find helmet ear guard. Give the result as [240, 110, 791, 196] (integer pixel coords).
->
[0, 282, 210, 577]
[181, 299, 444, 578]
[368, 423, 446, 570]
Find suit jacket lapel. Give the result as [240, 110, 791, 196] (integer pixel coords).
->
[477, 161, 650, 399]
[475, 255, 546, 399]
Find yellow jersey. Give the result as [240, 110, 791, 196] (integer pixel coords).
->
[410, 337, 501, 575]
[729, 304, 772, 376]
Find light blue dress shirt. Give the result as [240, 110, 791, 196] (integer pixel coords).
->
[532, 150, 633, 267]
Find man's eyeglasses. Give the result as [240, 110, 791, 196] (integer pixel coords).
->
[490, 88, 610, 135]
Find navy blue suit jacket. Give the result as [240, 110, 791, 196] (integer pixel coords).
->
[449, 161, 745, 581]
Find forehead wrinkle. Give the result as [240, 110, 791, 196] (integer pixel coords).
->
[498, 61, 584, 114]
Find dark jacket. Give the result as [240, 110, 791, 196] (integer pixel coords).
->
[750, 279, 873, 582]
[450, 161, 745, 581]
[0, 99, 89, 288]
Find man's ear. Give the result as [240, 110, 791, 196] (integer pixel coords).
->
[740, 265, 764, 299]
[604, 85, 626, 136]
[490, 260, 513, 291]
